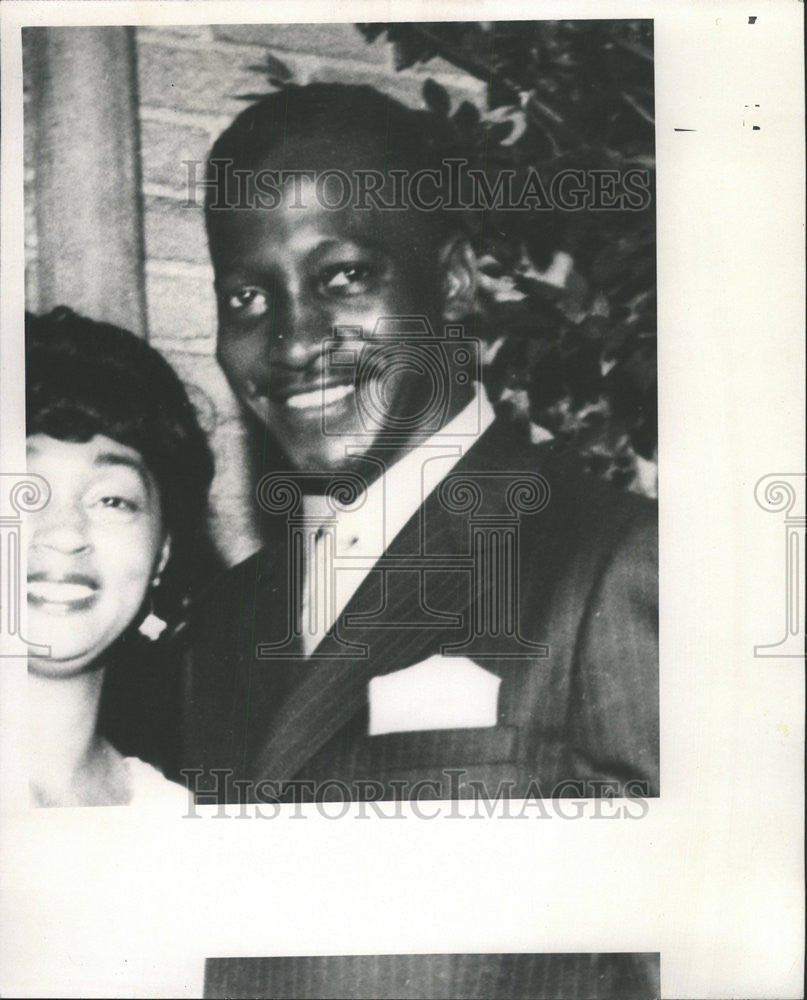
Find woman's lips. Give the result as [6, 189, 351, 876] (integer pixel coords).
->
[27, 576, 99, 613]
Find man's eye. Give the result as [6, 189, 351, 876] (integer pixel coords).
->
[225, 287, 269, 317]
[322, 266, 374, 296]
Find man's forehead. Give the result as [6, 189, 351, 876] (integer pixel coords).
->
[212, 213, 447, 274]
[209, 178, 447, 261]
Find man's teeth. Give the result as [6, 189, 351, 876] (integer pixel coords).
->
[286, 384, 355, 410]
[28, 581, 96, 602]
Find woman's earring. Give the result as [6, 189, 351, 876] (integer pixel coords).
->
[138, 576, 167, 641]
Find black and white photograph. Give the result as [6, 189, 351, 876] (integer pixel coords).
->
[20, 18, 659, 809]
[0, 3, 803, 999]
[203, 952, 661, 999]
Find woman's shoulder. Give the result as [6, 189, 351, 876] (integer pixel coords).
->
[125, 757, 190, 807]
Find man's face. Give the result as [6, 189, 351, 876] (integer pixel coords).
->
[210, 141, 463, 477]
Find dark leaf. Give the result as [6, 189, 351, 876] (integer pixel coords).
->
[392, 33, 433, 70]
[487, 76, 520, 111]
[452, 100, 481, 135]
[356, 23, 387, 43]
[486, 119, 516, 144]
[422, 79, 451, 119]
[263, 54, 293, 83]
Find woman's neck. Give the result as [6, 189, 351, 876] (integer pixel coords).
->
[28, 665, 129, 807]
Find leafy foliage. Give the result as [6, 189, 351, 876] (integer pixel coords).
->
[358, 20, 657, 493]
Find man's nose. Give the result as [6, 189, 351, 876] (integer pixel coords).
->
[272, 296, 328, 368]
[30, 501, 91, 555]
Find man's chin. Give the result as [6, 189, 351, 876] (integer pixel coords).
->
[276, 433, 387, 485]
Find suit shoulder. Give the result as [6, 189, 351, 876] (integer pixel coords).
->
[508, 442, 657, 589]
[523, 438, 655, 535]
[468, 418, 655, 547]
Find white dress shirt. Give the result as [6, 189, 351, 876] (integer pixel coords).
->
[300, 386, 496, 654]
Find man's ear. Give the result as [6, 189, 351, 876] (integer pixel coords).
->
[439, 236, 477, 322]
[155, 536, 171, 582]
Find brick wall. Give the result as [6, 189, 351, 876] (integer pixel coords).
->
[25, 23, 484, 566]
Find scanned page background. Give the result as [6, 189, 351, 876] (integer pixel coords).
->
[1, 2, 804, 998]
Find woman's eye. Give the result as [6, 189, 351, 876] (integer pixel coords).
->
[322, 266, 374, 296]
[101, 496, 136, 509]
[87, 494, 144, 522]
[98, 497, 140, 511]
[225, 287, 269, 317]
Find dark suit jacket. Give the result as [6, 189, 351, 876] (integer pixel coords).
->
[178, 418, 658, 801]
[204, 952, 660, 1000]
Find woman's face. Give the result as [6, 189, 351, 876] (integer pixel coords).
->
[26, 434, 168, 678]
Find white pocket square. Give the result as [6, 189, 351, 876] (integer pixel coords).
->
[368, 655, 501, 736]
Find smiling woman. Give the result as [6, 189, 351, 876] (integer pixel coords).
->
[26, 435, 167, 677]
[25, 308, 214, 806]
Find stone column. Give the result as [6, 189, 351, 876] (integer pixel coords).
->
[31, 26, 147, 336]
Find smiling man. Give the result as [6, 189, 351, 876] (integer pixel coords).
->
[205, 87, 478, 481]
[179, 84, 659, 805]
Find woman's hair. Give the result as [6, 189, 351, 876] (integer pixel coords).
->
[26, 307, 215, 636]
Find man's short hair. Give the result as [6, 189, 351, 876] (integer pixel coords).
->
[204, 82, 461, 240]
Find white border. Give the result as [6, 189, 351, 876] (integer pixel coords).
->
[1, 3, 804, 998]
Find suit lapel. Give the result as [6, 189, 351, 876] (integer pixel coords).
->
[251, 418, 539, 787]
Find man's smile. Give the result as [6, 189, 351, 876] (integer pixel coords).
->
[284, 382, 356, 411]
